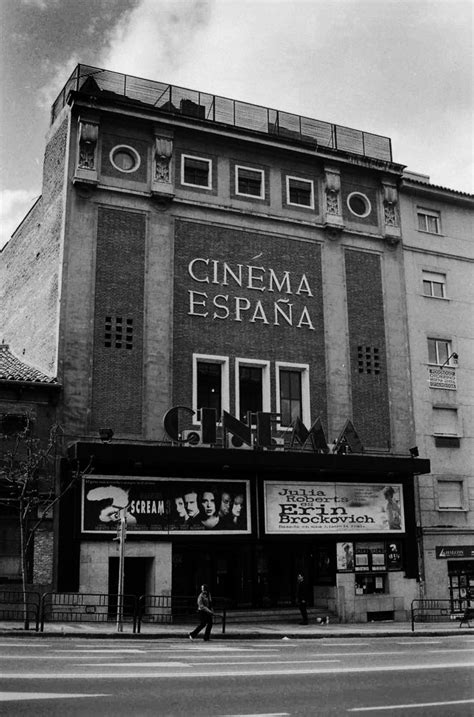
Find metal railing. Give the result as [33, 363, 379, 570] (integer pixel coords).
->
[0, 590, 41, 631]
[411, 599, 474, 631]
[51, 64, 393, 163]
[34, 592, 227, 633]
[40, 592, 138, 632]
[136, 594, 228, 634]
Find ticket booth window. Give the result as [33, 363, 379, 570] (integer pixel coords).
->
[355, 574, 387, 595]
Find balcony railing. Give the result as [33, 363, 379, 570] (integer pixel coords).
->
[52, 64, 393, 163]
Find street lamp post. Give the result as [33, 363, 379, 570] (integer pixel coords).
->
[115, 507, 127, 633]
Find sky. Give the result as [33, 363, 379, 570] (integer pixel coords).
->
[0, 0, 472, 249]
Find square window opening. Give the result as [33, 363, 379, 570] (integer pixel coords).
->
[236, 166, 264, 198]
[417, 209, 441, 234]
[438, 480, 464, 510]
[287, 177, 314, 207]
[239, 366, 263, 421]
[197, 362, 222, 414]
[182, 155, 211, 188]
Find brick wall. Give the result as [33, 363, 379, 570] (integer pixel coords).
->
[345, 249, 391, 448]
[173, 220, 327, 424]
[0, 117, 69, 375]
[91, 206, 146, 434]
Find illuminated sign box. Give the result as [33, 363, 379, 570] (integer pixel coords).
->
[264, 481, 405, 534]
[81, 477, 251, 535]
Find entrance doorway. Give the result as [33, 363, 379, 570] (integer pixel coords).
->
[108, 557, 152, 615]
[172, 543, 253, 607]
[172, 542, 337, 608]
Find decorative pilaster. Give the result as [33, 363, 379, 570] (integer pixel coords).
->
[323, 166, 344, 238]
[382, 180, 401, 244]
[73, 115, 99, 186]
[151, 128, 174, 201]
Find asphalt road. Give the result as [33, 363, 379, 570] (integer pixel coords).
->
[0, 635, 473, 716]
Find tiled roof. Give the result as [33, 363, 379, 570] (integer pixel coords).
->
[403, 177, 474, 199]
[0, 344, 57, 384]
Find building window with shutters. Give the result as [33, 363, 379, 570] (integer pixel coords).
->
[181, 154, 212, 189]
[417, 208, 441, 234]
[286, 176, 314, 208]
[427, 338, 453, 366]
[275, 362, 310, 428]
[236, 359, 270, 423]
[437, 478, 466, 510]
[193, 354, 229, 420]
[422, 271, 446, 298]
[432, 407, 461, 447]
[235, 165, 265, 198]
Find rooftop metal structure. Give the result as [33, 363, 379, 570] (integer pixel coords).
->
[53, 64, 393, 163]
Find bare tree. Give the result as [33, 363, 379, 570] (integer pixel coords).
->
[0, 416, 92, 628]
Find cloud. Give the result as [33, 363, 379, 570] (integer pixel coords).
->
[98, 0, 212, 76]
[21, 0, 60, 8]
[37, 55, 80, 110]
[30, 0, 473, 193]
[0, 189, 40, 250]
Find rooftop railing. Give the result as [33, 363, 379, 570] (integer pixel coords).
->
[52, 64, 393, 163]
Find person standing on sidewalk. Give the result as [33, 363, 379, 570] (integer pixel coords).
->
[189, 584, 214, 641]
[296, 573, 309, 625]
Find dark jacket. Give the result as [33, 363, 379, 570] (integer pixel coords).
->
[296, 579, 307, 603]
[197, 590, 213, 614]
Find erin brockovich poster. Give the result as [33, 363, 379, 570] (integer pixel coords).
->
[81, 477, 251, 535]
[264, 482, 404, 534]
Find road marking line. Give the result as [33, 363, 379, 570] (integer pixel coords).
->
[0, 692, 109, 702]
[395, 641, 442, 645]
[220, 713, 290, 717]
[0, 644, 51, 648]
[428, 648, 474, 653]
[2, 661, 473, 679]
[348, 698, 474, 712]
[205, 660, 340, 665]
[54, 649, 145, 653]
[318, 643, 369, 647]
[219, 713, 290, 717]
[81, 662, 191, 667]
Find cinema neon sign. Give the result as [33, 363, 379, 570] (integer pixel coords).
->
[163, 406, 362, 453]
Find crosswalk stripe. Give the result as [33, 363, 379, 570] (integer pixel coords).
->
[348, 698, 474, 712]
[0, 692, 109, 702]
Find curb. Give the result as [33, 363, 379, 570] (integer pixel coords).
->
[0, 629, 470, 639]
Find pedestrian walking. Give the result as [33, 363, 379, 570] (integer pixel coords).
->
[188, 584, 214, 641]
[296, 573, 308, 625]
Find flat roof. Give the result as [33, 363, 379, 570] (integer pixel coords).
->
[53, 64, 393, 163]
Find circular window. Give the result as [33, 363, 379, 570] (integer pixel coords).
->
[347, 191, 371, 218]
[109, 145, 141, 173]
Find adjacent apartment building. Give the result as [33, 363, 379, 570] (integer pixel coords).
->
[400, 173, 474, 611]
[1, 65, 471, 621]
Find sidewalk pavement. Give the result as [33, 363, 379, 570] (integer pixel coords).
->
[0, 619, 472, 639]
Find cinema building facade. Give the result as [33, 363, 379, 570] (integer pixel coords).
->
[1, 66, 432, 621]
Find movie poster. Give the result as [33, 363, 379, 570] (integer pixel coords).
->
[82, 477, 251, 535]
[336, 542, 354, 571]
[264, 481, 405, 534]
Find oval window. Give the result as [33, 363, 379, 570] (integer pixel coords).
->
[109, 145, 141, 173]
[347, 192, 371, 218]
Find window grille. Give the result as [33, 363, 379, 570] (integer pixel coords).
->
[357, 346, 381, 374]
[104, 316, 133, 349]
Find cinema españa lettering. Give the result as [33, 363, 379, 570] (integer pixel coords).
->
[187, 257, 316, 330]
[264, 482, 405, 534]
